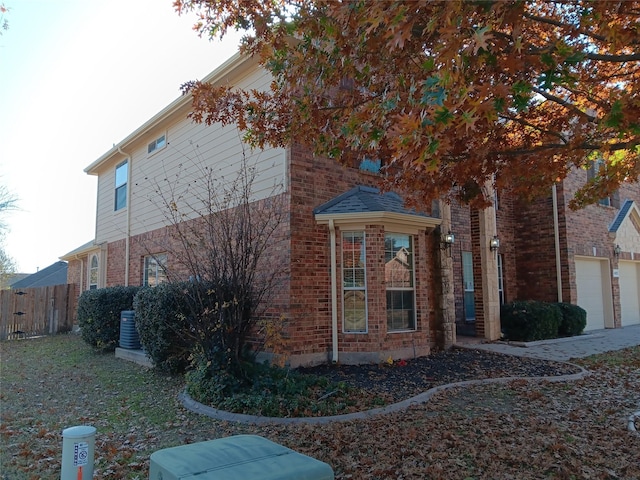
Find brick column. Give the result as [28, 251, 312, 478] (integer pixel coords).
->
[435, 202, 456, 349]
[478, 199, 501, 341]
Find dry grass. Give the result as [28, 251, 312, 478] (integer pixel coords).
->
[1, 334, 639, 479]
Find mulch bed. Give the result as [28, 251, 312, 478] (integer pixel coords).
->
[297, 347, 582, 403]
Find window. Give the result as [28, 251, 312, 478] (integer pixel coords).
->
[114, 160, 128, 211]
[359, 158, 381, 174]
[587, 157, 620, 208]
[144, 254, 168, 287]
[147, 134, 166, 154]
[342, 232, 367, 332]
[89, 255, 98, 290]
[462, 251, 475, 321]
[497, 253, 505, 304]
[385, 233, 415, 331]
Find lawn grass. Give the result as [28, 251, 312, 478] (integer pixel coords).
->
[1, 334, 638, 479]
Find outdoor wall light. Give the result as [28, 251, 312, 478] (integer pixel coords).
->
[614, 244, 622, 257]
[439, 231, 455, 255]
[443, 231, 455, 246]
[489, 235, 500, 252]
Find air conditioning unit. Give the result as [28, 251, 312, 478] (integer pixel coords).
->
[119, 310, 141, 349]
[149, 435, 334, 480]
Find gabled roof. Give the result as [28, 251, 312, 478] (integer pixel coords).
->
[608, 199, 637, 233]
[314, 186, 441, 230]
[84, 51, 250, 176]
[11, 261, 68, 289]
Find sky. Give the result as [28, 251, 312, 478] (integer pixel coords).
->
[0, 0, 243, 273]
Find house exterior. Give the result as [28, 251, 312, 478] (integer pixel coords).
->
[62, 52, 640, 367]
[10, 261, 68, 289]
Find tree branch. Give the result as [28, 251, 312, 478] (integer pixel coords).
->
[523, 12, 639, 45]
[530, 87, 598, 122]
[498, 113, 568, 143]
[497, 139, 639, 156]
[584, 52, 640, 62]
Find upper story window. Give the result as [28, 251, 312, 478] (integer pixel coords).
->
[144, 253, 168, 287]
[89, 255, 98, 290]
[147, 134, 166, 155]
[359, 158, 381, 174]
[114, 160, 128, 211]
[385, 233, 415, 331]
[587, 157, 620, 208]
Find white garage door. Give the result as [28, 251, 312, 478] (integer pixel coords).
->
[619, 261, 640, 326]
[575, 258, 611, 331]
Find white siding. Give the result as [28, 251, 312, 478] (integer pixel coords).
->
[94, 63, 286, 244]
[95, 163, 129, 243]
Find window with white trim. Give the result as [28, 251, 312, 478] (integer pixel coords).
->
[114, 160, 128, 211]
[143, 254, 168, 287]
[497, 253, 505, 304]
[89, 255, 98, 290]
[385, 233, 415, 331]
[462, 251, 475, 321]
[342, 231, 367, 332]
[147, 134, 166, 154]
[587, 157, 620, 208]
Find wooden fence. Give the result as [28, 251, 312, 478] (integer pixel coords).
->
[0, 284, 75, 340]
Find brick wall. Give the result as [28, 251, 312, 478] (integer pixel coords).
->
[513, 193, 559, 302]
[450, 203, 472, 323]
[286, 145, 438, 365]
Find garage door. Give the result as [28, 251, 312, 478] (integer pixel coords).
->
[619, 261, 640, 326]
[575, 258, 612, 331]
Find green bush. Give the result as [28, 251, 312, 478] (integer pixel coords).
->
[132, 283, 195, 373]
[556, 302, 587, 337]
[77, 286, 141, 351]
[185, 351, 366, 417]
[500, 300, 561, 342]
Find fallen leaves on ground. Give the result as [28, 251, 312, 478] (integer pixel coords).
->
[1, 335, 638, 479]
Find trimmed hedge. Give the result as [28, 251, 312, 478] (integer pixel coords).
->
[557, 302, 587, 337]
[132, 283, 195, 373]
[77, 286, 141, 351]
[500, 300, 561, 342]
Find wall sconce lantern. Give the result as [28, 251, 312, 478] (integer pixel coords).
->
[443, 231, 455, 246]
[614, 244, 621, 257]
[440, 231, 455, 253]
[490, 235, 500, 252]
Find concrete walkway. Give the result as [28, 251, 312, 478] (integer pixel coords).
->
[457, 324, 640, 362]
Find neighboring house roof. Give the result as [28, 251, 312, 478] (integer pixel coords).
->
[11, 261, 68, 289]
[0, 273, 30, 290]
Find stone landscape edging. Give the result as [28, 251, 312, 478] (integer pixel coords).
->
[179, 362, 591, 425]
[629, 411, 640, 436]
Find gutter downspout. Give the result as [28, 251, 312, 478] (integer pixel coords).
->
[117, 146, 131, 287]
[329, 219, 338, 363]
[552, 184, 563, 302]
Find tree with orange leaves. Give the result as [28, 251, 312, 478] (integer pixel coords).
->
[175, 0, 640, 208]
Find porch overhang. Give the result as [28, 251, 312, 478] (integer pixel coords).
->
[314, 211, 441, 232]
